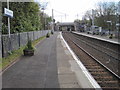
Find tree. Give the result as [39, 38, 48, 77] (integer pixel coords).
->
[83, 10, 92, 26]
[39, 12, 52, 30]
[2, 2, 42, 34]
[95, 2, 117, 30]
[83, 1, 118, 30]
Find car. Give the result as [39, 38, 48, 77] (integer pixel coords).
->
[87, 26, 100, 35]
[100, 29, 112, 36]
[87, 30, 99, 35]
[100, 30, 106, 36]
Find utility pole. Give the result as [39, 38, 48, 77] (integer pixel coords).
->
[92, 9, 95, 31]
[61, 16, 62, 22]
[118, 1, 120, 14]
[52, 9, 54, 31]
[77, 14, 79, 19]
[41, 9, 46, 30]
[65, 14, 66, 20]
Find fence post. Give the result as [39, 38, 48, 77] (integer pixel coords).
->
[18, 33, 21, 48]
[27, 32, 29, 41]
[8, 35, 12, 52]
[33, 31, 35, 41]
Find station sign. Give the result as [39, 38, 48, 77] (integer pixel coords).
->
[4, 8, 13, 18]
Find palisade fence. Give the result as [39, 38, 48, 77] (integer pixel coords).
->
[0, 31, 1, 60]
[1, 30, 51, 57]
[0, 2, 2, 60]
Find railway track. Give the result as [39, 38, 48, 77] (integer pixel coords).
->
[67, 32, 119, 75]
[72, 32, 120, 60]
[62, 32, 120, 89]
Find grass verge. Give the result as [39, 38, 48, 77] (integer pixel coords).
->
[1, 36, 46, 71]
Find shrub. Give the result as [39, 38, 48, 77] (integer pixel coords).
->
[46, 33, 50, 38]
[24, 40, 34, 50]
[109, 34, 113, 39]
[51, 31, 54, 34]
[23, 40, 35, 56]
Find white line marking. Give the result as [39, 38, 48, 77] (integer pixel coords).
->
[0, 58, 20, 75]
[60, 32, 101, 88]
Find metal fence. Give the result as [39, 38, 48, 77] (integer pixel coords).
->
[1, 30, 51, 57]
[0, 38, 1, 59]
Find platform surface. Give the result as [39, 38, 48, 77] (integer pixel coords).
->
[2, 32, 100, 88]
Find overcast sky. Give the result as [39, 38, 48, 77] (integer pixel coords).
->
[35, 0, 119, 22]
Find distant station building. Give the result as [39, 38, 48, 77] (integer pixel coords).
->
[53, 21, 88, 32]
[56, 22, 75, 31]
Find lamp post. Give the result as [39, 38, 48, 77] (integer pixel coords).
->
[116, 1, 120, 38]
[52, 9, 54, 31]
[39, 2, 48, 30]
[41, 8, 46, 30]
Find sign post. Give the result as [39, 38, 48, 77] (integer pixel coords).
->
[4, 0, 13, 52]
[107, 21, 112, 35]
[5, 0, 13, 38]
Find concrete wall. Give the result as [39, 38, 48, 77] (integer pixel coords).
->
[2, 30, 51, 57]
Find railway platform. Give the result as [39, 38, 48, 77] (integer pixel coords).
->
[2, 32, 100, 89]
[73, 31, 120, 45]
